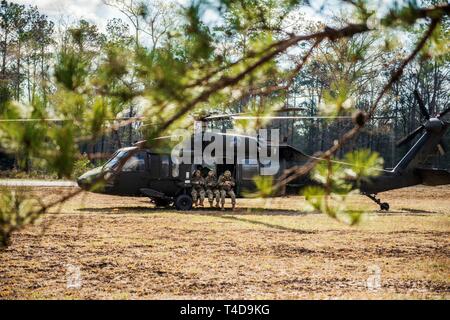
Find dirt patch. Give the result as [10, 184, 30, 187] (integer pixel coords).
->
[0, 185, 449, 299]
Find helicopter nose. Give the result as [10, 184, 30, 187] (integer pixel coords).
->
[76, 166, 105, 191]
[77, 171, 95, 190]
[77, 177, 89, 190]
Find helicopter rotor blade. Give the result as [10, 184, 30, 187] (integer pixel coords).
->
[229, 115, 394, 120]
[413, 89, 430, 120]
[202, 108, 306, 121]
[231, 115, 353, 120]
[203, 113, 246, 121]
[396, 125, 425, 147]
[274, 108, 305, 113]
[202, 107, 397, 122]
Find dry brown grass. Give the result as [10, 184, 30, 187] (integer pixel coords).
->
[0, 185, 449, 299]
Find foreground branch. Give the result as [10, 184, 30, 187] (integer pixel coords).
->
[274, 18, 440, 192]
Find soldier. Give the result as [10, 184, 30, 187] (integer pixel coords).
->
[205, 170, 220, 208]
[191, 169, 205, 207]
[218, 170, 236, 211]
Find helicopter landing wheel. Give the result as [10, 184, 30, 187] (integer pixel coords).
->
[175, 194, 193, 211]
[364, 193, 390, 212]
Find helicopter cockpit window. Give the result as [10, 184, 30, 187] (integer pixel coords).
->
[103, 150, 129, 171]
[122, 152, 146, 172]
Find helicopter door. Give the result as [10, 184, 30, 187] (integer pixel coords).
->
[238, 159, 259, 194]
[148, 154, 175, 195]
[113, 151, 150, 196]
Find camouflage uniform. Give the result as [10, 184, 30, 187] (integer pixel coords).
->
[191, 170, 205, 207]
[218, 171, 236, 210]
[205, 171, 220, 208]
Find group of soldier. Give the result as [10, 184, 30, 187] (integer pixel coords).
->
[191, 169, 236, 210]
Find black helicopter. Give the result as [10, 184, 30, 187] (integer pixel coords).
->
[77, 92, 450, 211]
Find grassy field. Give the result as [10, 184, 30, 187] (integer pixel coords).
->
[0, 185, 449, 299]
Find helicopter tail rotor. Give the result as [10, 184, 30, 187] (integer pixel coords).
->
[397, 90, 448, 155]
[413, 89, 430, 120]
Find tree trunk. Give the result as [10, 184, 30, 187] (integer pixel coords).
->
[1, 30, 7, 76]
[128, 105, 133, 146]
[41, 45, 47, 106]
[26, 55, 31, 103]
[16, 41, 21, 100]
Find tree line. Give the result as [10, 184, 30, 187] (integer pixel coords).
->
[1, 0, 447, 173]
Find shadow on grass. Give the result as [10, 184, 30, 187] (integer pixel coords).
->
[364, 208, 437, 215]
[75, 205, 438, 218]
[399, 208, 437, 214]
[75, 205, 316, 234]
[194, 213, 317, 235]
[196, 206, 312, 216]
[75, 204, 439, 235]
[76, 206, 311, 216]
[77, 206, 162, 214]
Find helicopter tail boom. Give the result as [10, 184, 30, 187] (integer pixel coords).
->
[416, 168, 450, 186]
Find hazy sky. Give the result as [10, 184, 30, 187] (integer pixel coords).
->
[11, 0, 331, 29]
[11, 0, 397, 32]
[13, 0, 124, 30]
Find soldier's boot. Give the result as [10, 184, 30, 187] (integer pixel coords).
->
[209, 201, 214, 208]
[231, 203, 236, 211]
[199, 200, 204, 207]
[215, 202, 220, 209]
